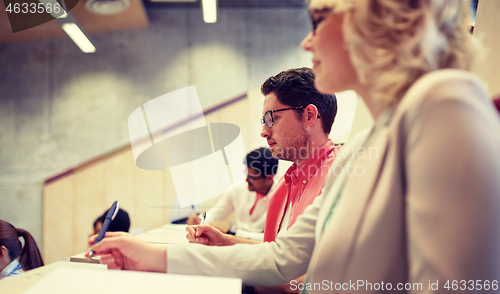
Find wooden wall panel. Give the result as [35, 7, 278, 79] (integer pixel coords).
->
[133, 168, 167, 232]
[206, 89, 267, 151]
[206, 97, 251, 146]
[73, 162, 106, 255]
[43, 176, 74, 264]
[158, 169, 172, 226]
[103, 148, 135, 228]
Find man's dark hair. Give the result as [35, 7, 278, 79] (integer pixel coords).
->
[94, 208, 131, 232]
[244, 148, 279, 177]
[260, 67, 337, 134]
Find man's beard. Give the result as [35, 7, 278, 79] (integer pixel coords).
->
[272, 128, 310, 162]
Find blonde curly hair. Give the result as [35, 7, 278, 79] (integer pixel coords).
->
[309, 0, 477, 106]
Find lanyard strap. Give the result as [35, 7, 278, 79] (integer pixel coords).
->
[322, 189, 343, 233]
[301, 189, 343, 294]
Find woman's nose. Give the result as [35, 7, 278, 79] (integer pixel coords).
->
[301, 31, 314, 51]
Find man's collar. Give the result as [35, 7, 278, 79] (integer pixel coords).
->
[284, 139, 335, 184]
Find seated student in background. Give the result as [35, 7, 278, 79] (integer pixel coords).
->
[0, 220, 44, 279]
[187, 148, 278, 241]
[91, 208, 131, 236]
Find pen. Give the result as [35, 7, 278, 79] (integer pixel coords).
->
[196, 211, 206, 241]
[88, 201, 120, 259]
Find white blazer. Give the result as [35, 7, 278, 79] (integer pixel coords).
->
[167, 70, 500, 293]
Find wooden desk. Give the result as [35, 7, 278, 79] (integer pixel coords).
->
[0, 224, 242, 293]
[0, 260, 241, 294]
[0, 261, 103, 294]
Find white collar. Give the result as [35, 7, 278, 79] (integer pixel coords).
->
[1, 259, 21, 276]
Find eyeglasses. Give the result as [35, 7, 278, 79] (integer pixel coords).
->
[261, 106, 320, 129]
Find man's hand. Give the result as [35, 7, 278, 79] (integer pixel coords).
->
[186, 214, 201, 225]
[88, 232, 166, 273]
[185, 225, 234, 246]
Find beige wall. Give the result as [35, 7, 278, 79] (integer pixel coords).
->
[43, 148, 173, 264]
[472, 0, 500, 98]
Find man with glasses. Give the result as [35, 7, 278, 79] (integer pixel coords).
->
[189, 67, 340, 246]
[258, 67, 340, 243]
[187, 148, 278, 241]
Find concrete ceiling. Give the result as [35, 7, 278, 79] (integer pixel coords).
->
[143, 0, 307, 8]
[0, 0, 307, 45]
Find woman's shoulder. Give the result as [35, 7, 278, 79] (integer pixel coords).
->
[394, 69, 491, 121]
[404, 69, 489, 106]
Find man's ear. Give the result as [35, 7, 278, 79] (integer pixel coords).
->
[303, 104, 320, 126]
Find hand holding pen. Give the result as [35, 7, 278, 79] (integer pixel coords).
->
[196, 211, 206, 241]
[88, 201, 120, 259]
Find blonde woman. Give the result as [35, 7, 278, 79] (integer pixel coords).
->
[90, 0, 500, 292]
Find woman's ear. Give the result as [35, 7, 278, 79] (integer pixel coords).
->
[0, 246, 7, 260]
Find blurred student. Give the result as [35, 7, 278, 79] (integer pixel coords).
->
[187, 148, 278, 241]
[0, 220, 44, 279]
[187, 148, 278, 240]
[92, 208, 131, 236]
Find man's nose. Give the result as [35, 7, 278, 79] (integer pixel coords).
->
[261, 123, 270, 138]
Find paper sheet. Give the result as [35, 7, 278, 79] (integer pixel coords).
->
[22, 266, 241, 294]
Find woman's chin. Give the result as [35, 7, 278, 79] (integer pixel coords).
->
[314, 78, 338, 95]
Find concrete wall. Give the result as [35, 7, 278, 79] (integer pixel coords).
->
[0, 7, 312, 249]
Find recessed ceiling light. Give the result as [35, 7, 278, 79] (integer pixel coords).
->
[202, 0, 217, 23]
[85, 0, 131, 15]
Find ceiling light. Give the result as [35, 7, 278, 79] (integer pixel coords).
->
[85, 0, 131, 15]
[61, 23, 96, 53]
[201, 0, 217, 23]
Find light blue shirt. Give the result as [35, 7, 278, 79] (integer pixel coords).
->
[0, 259, 23, 280]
